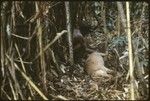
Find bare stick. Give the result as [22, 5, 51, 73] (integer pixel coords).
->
[65, 1, 74, 65]
[117, 2, 127, 32]
[126, 2, 135, 100]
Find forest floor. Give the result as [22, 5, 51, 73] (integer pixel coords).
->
[45, 31, 149, 100]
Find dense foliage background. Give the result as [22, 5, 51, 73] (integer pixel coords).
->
[0, 1, 149, 100]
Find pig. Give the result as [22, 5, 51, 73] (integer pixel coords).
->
[85, 52, 113, 78]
